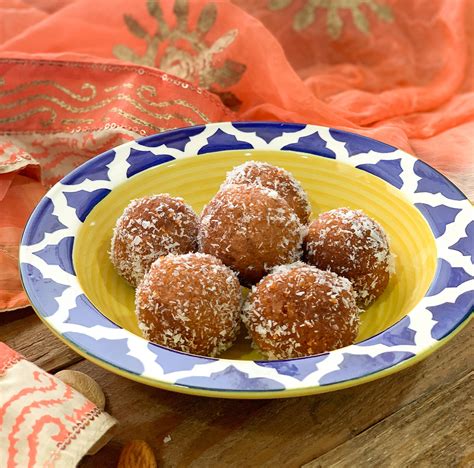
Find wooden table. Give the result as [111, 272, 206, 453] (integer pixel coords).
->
[1, 307, 472, 467]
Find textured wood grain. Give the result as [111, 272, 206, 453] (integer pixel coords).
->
[0, 307, 81, 372]
[74, 325, 472, 468]
[305, 372, 474, 468]
[2, 309, 471, 467]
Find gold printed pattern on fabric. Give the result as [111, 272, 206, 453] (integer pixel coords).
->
[137, 85, 210, 122]
[0, 77, 210, 129]
[113, 0, 246, 109]
[0, 107, 57, 127]
[0, 93, 193, 121]
[0, 78, 97, 101]
[111, 108, 164, 132]
[268, 0, 393, 37]
[61, 118, 95, 125]
[104, 83, 134, 92]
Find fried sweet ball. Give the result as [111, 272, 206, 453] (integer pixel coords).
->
[242, 263, 360, 359]
[199, 184, 305, 286]
[110, 194, 198, 287]
[305, 208, 393, 307]
[223, 161, 311, 224]
[135, 253, 241, 357]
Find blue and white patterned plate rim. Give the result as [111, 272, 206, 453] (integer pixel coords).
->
[19, 122, 474, 394]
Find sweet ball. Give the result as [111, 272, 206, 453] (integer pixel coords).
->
[199, 184, 306, 286]
[110, 194, 199, 287]
[135, 253, 241, 357]
[242, 262, 360, 359]
[222, 161, 311, 224]
[304, 208, 393, 307]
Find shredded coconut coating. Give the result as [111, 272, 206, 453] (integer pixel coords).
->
[304, 207, 394, 307]
[199, 184, 306, 286]
[135, 253, 242, 357]
[222, 161, 311, 224]
[242, 263, 360, 359]
[110, 194, 199, 287]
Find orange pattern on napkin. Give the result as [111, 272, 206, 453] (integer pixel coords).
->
[0, 342, 117, 467]
[0, 0, 473, 311]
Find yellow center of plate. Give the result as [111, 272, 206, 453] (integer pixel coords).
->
[74, 150, 437, 360]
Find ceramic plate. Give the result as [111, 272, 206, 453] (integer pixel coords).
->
[20, 122, 473, 398]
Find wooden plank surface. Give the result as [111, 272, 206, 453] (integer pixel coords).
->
[72, 326, 470, 467]
[0, 307, 81, 372]
[305, 372, 474, 468]
[1, 309, 472, 467]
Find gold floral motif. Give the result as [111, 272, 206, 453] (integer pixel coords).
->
[268, 0, 393, 38]
[113, 0, 246, 109]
